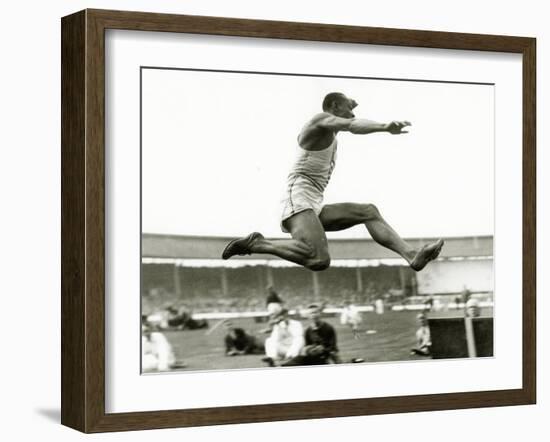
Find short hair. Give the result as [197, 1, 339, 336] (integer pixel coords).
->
[322, 92, 346, 111]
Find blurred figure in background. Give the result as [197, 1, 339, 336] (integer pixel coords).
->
[223, 320, 264, 356]
[284, 303, 341, 366]
[166, 304, 209, 330]
[461, 288, 472, 314]
[410, 313, 432, 357]
[340, 300, 363, 339]
[142, 316, 184, 372]
[453, 295, 463, 310]
[266, 286, 284, 315]
[263, 309, 304, 367]
[423, 295, 434, 312]
[258, 286, 285, 334]
[145, 307, 171, 330]
[465, 298, 481, 318]
[374, 298, 385, 315]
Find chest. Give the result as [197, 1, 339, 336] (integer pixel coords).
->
[299, 130, 337, 152]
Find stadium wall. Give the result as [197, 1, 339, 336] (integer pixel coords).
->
[141, 235, 494, 313]
[416, 258, 493, 294]
[141, 262, 414, 313]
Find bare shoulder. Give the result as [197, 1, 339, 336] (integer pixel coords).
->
[309, 112, 353, 132]
[309, 112, 333, 126]
[298, 113, 337, 151]
[300, 112, 337, 135]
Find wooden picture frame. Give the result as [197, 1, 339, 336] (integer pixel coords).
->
[61, 8, 536, 433]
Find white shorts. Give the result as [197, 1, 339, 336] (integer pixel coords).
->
[280, 175, 324, 233]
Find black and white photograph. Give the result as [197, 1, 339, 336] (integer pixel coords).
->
[140, 67, 494, 373]
[1, 0, 543, 438]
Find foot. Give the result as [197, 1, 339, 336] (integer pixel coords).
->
[169, 361, 187, 369]
[410, 239, 444, 271]
[222, 232, 264, 260]
[261, 356, 275, 367]
[410, 348, 431, 357]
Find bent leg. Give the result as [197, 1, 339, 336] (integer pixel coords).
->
[226, 210, 331, 271]
[319, 203, 443, 270]
[319, 203, 416, 262]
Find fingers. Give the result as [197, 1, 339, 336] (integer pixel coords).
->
[391, 120, 412, 127]
[388, 120, 411, 134]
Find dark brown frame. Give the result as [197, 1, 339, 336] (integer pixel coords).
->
[61, 9, 536, 433]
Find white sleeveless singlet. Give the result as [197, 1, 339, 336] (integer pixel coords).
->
[280, 138, 338, 231]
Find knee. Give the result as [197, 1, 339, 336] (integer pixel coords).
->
[361, 203, 380, 221]
[306, 254, 331, 271]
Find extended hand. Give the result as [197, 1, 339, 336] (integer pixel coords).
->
[385, 120, 411, 135]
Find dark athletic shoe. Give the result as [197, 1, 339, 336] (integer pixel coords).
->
[410, 239, 445, 271]
[222, 232, 264, 260]
[261, 356, 275, 367]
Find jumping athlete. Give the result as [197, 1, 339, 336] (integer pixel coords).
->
[222, 92, 444, 271]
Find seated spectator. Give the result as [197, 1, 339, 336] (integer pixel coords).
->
[410, 313, 432, 356]
[284, 303, 341, 366]
[263, 309, 304, 367]
[142, 317, 182, 372]
[223, 321, 264, 356]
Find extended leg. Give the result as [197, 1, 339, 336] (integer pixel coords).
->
[222, 209, 331, 271]
[319, 203, 443, 271]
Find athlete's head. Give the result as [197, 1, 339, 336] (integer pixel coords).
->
[322, 92, 358, 118]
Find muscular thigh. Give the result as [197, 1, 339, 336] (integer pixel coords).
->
[319, 203, 368, 231]
[284, 209, 329, 257]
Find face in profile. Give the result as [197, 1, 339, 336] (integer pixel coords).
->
[333, 95, 358, 118]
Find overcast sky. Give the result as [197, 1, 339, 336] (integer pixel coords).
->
[141, 68, 494, 239]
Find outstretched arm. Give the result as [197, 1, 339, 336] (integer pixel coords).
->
[351, 119, 411, 135]
[315, 113, 411, 135]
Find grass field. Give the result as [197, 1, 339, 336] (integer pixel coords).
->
[161, 310, 435, 372]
